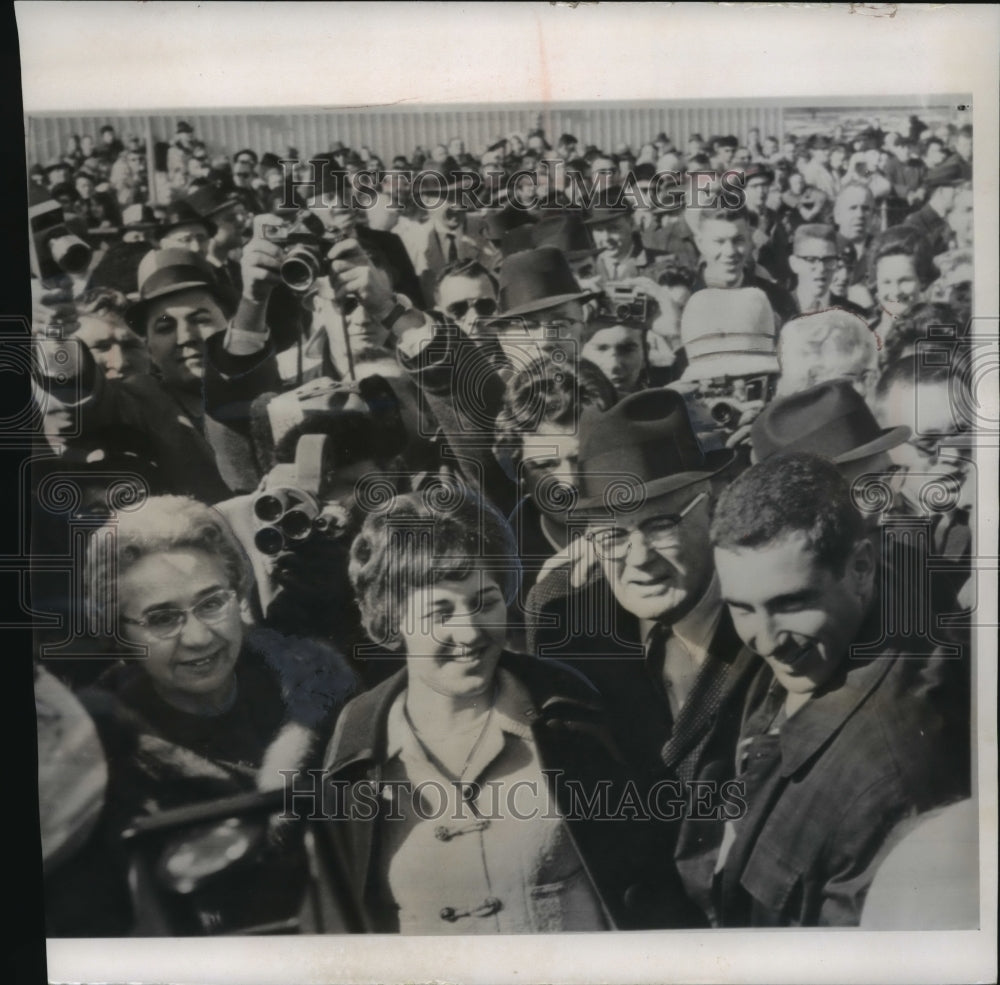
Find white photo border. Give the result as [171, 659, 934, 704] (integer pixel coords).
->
[15, 3, 998, 984]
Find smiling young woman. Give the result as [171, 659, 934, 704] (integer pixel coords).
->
[311, 484, 702, 935]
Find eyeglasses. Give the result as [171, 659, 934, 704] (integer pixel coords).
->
[907, 430, 971, 463]
[122, 589, 237, 640]
[585, 491, 707, 561]
[444, 297, 498, 320]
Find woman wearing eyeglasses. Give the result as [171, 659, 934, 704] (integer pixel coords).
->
[78, 495, 358, 933]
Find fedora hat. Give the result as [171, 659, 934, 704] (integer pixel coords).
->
[155, 201, 216, 239]
[125, 248, 224, 330]
[575, 388, 734, 514]
[751, 379, 910, 465]
[524, 213, 599, 259]
[482, 205, 534, 244]
[679, 288, 779, 381]
[185, 184, 244, 218]
[498, 247, 599, 316]
[741, 163, 774, 185]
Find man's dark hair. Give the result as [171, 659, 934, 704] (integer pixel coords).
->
[693, 202, 750, 232]
[710, 452, 864, 576]
[492, 356, 615, 470]
[883, 301, 962, 366]
[76, 287, 131, 320]
[867, 225, 938, 291]
[875, 351, 968, 406]
[922, 136, 945, 156]
[433, 259, 499, 298]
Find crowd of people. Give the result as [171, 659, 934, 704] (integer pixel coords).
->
[30, 110, 977, 936]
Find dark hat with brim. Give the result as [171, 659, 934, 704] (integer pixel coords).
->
[482, 205, 535, 243]
[414, 164, 470, 204]
[156, 200, 217, 239]
[584, 203, 634, 225]
[528, 213, 601, 259]
[574, 388, 735, 515]
[631, 163, 657, 188]
[185, 184, 244, 218]
[924, 159, 967, 190]
[125, 247, 225, 330]
[742, 163, 775, 185]
[751, 378, 910, 466]
[498, 246, 600, 317]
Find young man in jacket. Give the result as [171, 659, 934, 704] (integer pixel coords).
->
[710, 453, 965, 926]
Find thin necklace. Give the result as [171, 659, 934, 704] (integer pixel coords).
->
[404, 684, 497, 783]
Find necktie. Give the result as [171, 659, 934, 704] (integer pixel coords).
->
[663, 633, 700, 718]
[445, 233, 458, 264]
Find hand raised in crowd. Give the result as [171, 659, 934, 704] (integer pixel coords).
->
[615, 274, 683, 367]
[325, 238, 394, 320]
[240, 214, 285, 304]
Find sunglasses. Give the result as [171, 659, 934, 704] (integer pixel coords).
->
[444, 297, 498, 320]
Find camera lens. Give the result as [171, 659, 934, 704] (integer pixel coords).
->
[253, 525, 285, 556]
[253, 493, 286, 523]
[614, 304, 631, 320]
[281, 246, 321, 292]
[710, 401, 737, 426]
[280, 508, 314, 541]
[50, 234, 92, 275]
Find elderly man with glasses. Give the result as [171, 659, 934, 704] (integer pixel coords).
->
[526, 388, 759, 925]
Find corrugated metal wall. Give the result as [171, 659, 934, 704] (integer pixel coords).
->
[26, 103, 786, 167]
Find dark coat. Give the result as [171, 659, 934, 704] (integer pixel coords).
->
[37, 346, 232, 503]
[718, 639, 964, 927]
[309, 651, 704, 933]
[71, 627, 358, 935]
[525, 569, 758, 922]
[357, 226, 426, 309]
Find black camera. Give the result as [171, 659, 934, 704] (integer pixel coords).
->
[259, 209, 344, 292]
[706, 397, 756, 429]
[251, 450, 352, 557]
[604, 284, 649, 323]
[250, 375, 408, 557]
[695, 375, 774, 432]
